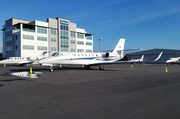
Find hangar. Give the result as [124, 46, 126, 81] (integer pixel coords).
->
[126, 48, 180, 61]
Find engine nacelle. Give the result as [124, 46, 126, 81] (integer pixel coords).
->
[105, 52, 109, 57]
[102, 52, 117, 58]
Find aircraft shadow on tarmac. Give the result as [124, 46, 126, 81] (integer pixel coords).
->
[0, 84, 4, 87]
[9, 67, 118, 72]
[0, 78, 26, 82]
[0, 77, 37, 82]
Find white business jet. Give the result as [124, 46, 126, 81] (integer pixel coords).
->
[38, 38, 125, 72]
[0, 51, 47, 67]
[128, 55, 144, 63]
[165, 56, 180, 64]
[128, 52, 163, 64]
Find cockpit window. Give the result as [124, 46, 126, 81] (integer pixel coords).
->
[51, 52, 59, 57]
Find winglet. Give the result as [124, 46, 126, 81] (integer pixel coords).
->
[154, 52, 163, 61]
[112, 38, 125, 57]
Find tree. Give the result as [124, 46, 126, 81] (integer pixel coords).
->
[0, 53, 2, 60]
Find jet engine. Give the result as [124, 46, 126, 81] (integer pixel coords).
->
[102, 52, 118, 58]
[105, 52, 109, 57]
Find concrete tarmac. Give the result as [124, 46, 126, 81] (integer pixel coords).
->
[0, 64, 180, 119]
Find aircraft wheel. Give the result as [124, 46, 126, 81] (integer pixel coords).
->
[85, 65, 92, 70]
[49, 69, 54, 72]
[99, 65, 104, 70]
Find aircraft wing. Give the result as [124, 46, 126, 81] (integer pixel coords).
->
[88, 60, 128, 66]
[17, 60, 34, 64]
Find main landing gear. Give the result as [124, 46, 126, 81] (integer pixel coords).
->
[84, 65, 92, 70]
[99, 65, 104, 70]
[49, 65, 105, 72]
[49, 65, 54, 72]
[84, 65, 104, 70]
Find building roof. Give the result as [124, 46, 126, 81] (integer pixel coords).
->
[127, 48, 180, 55]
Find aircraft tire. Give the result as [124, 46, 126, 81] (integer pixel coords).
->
[99, 65, 104, 70]
[49, 69, 54, 72]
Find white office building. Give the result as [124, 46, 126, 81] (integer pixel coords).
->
[2, 17, 93, 59]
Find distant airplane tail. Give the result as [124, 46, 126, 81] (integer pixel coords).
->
[140, 55, 144, 61]
[154, 52, 163, 61]
[112, 38, 125, 58]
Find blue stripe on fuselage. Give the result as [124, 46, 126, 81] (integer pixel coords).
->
[72, 57, 96, 60]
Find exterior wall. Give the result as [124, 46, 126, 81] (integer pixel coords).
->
[20, 25, 48, 57]
[76, 28, 93, 52]
[12, 18, 30, 25]
[3, 19, 14, 58]
[2, 17, 93, 58]
[69, 22, 77, 52]
[48, 18, 58, 56]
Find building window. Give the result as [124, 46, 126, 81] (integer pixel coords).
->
[5, 36, 12, 42]
[51, 38, 57, 42]
[51, 47, 57, 51]
[6, 46, 12, 51]
[86, 49, 92, 52]
[61, 31, 68, 39]
[16, 35, 18, 40]
[5, 26, 12, 32]
[71, 48, 76, 52]
[37, 36, 47, 41]
[60, 20, 69, 52]
[50, 28, 56, 35]
[71, 40, 76, 44]
[15, 35, 20, 40]
[37, 46, 47, 50]
[77, 41, 84, 45]
[77, 49, 84, 52]
[61, 47, 68, 52]
[71, 31, 76, 37]
[23, 45, 34, 50]
[23, 35, 34, 40]
[16, 45, 18, 50]
[37, 26, 47, 34]
[77, 33, 84, 39]
[86, 42, 92, 46]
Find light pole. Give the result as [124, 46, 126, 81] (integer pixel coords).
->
[98, 38, 102, 52]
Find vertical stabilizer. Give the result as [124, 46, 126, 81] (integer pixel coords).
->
[112, 38, 125, 57]
[154, 52, 163, 61]
[141, 55, 144, 60]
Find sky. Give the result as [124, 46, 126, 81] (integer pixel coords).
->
[0, 0, 180, 52]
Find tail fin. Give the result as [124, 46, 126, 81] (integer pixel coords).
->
[140, 55, 144, 60]
[112, 38, 125, 57]
[36, 51, 47, 60]
[154, 52, 163, 61]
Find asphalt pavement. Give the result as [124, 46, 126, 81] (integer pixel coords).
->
[0, 64, 180, 119]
